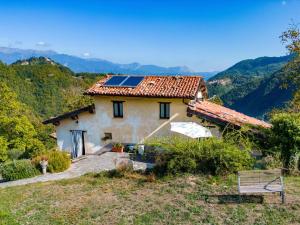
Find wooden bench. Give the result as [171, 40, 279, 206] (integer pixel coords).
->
[238, 169, 285, 203]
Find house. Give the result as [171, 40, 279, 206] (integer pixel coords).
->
[43, 75, 270, 158]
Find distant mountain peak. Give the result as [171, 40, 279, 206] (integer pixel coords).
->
[0, 47, 217, 78]
[12, 56, 57, 66]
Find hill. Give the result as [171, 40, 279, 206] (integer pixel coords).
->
[0, 47, 217, 78]
[0, 57, 103, 119]
[230, 68, 295, 118]
[207, 55, 294, 118]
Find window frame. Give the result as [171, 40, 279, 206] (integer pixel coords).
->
[159, 102, 170, 119]
[112, 101, 124, 118]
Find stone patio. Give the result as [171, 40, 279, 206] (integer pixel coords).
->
[0, 152, 154, 188]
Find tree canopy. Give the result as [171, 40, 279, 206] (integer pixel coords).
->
[0, 83, 45, 161]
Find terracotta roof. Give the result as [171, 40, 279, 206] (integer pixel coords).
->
[188, 100, 271, 128]
[43, 104, 95, 125]
[85, 75, 207, 99]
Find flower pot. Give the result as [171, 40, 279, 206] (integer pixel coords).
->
[112, 146, 124, 153]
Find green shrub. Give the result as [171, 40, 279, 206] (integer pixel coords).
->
[147, 136, 254, 176]
[0, 137, 8, 162]
[270, 112, 300, 170]
[0, 159, 40, 181]
[260, 154, 282, 169]
[32, 150, 71, 173]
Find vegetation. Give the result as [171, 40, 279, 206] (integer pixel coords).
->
[0, 173, 299, 224]
[32, 151, 71, 173]
[269, 112, 300, 171]
[208, 95, 224, 105]
[207, 55, 294, 118]
[0, 160, 40, 181]
[256, 24, 300, 172]
[0, 83, 45, 161]
[147, 136, 253, 176]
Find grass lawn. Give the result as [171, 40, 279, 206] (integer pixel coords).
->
[0, 172, 299, 225]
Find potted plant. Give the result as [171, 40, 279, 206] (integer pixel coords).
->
[112, 143, 124, 153]
[39, 155, 48, 175]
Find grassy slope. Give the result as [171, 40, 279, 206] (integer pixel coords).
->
[0, 173, 299, 225]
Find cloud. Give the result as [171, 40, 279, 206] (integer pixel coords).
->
[281, 1, 287, 5]
[82, 52, 91, 57]
[36, 41, 50, 47]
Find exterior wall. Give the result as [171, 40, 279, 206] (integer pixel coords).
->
[55, 96, 220, 154]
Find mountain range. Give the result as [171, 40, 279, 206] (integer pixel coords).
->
[0, 47, 217, 78]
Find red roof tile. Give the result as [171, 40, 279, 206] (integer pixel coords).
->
[85, 75, 207, 99]
[189, 100, 271, 128]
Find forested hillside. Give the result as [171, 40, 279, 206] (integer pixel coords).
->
[0, 57, 103, 119]
[230, 68, 295, 118]
[207, 55, 294, 118]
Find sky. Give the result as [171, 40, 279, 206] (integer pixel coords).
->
[0, 0, 300, 71]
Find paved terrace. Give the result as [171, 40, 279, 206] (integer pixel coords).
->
[0, 152, 154, 188]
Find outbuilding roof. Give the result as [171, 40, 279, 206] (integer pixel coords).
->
[85, 75, 207, 99]
[188, 100, 271, 128]
[43, 104, 95, 125]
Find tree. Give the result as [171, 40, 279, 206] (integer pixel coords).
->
[280, 23, 300, 111]
[208, 95, 224, 106]
[289, 90, 300, 112]
[0, 137, 8, 162]
[270, 113, 300, 171]
[0, 83, 45, 160]
[263, 24, 300, 171]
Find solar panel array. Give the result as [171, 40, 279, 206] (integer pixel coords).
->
[104, 76, 144, 87]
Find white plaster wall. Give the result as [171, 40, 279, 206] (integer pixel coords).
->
[55, 96, 219, 154]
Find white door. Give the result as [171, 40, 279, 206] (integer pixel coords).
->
[71, 130, 84, 158]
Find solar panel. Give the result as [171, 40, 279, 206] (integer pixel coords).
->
[121, 76, 144, 87]
[104, 76, 128, 86]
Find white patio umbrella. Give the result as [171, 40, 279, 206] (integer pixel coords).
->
[170, 122, 213, 138]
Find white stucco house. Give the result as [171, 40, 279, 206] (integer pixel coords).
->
[43, 75, 270, 159]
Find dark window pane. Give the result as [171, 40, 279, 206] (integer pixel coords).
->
[119, 102, 123, 116]
[160, 103, 170, 119]
[160, 103, 165, 118]
[113, 101, 123, 117]
[165, 103, 170, 118]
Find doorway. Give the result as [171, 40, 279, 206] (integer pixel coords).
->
[70, 130, 86, 159]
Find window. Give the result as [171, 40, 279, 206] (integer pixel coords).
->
[113, 101, 123, 118]
[159, 102, 170, 119]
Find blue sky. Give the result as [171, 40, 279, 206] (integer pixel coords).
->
[0, 0, 299, 71]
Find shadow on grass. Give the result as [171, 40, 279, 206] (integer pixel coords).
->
[203, 194, 263, 204]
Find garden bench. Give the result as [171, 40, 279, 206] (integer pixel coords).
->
[238, 169, 285, 203]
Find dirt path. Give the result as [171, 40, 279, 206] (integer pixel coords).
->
[0, 152, 153, 188]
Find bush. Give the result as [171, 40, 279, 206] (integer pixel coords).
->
[270, 112, 300, 170]
[261, 154, 282, 169]
[0, 159, 40, 181]
[32, 150, 71, 173]
[22, 139, 47, 159]
[147, 136, 254, 176]
[0, 137, 8, 162]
